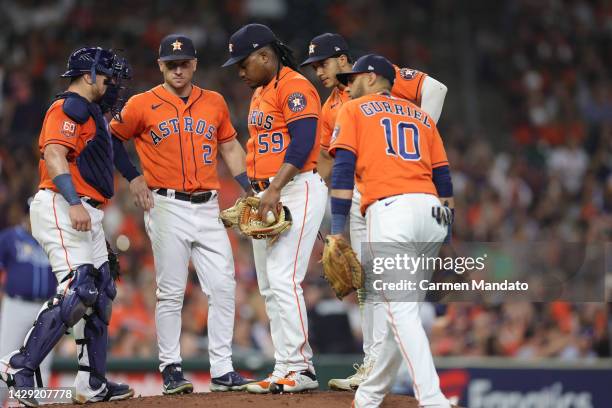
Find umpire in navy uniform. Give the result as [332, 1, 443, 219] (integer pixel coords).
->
[0, 201, 57, 406]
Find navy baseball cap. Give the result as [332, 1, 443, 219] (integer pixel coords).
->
[336, 54, 396, 86]
[300, 33, 349, 67]
[159, 34, 197, 61]
[222, 24, 277, 67]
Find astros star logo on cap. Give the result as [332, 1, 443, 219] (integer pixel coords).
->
[172, 40, 183, 51]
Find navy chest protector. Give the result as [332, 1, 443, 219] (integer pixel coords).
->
[55, 92, 114, 199]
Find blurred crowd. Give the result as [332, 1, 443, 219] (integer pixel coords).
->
[0, 0, 610, 363]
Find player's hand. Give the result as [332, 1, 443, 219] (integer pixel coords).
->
[69, 204, 91, 231]
[130, 175, 154, 211]
[258, 185, 281, 220]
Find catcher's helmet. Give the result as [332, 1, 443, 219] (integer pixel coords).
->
[61, 47, 126, 82]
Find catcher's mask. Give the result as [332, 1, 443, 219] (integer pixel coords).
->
[61, 47, 132, 119]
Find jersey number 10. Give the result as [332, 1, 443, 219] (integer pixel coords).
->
[380, 118, 421, 161]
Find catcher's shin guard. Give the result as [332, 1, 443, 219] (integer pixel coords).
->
[74, 262, 116, 393]
[1, 264, 97, 383]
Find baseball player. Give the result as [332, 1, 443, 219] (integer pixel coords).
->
[222, 24, 328, 393]
[301, 33, 448, 391]
[328, 54, 453, 408]
[109, 34, 253, 394]
[0, 202, 57, 406]
[0, 47, 134, 407]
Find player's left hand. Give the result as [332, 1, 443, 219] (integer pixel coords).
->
[130, 175, 154, 211]
[258, 185, 281, 220]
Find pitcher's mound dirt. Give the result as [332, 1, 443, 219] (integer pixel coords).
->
[50, 390, 419, 407]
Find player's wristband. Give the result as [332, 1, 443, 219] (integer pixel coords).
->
[52, 174, 81, 206]
[234, 172, 251, 192]
[331, 197, 352, 234]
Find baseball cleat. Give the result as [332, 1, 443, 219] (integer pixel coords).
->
[210, 371, 255, 392]
[271, 370, 318, 393]
[245, 373, 281, 394]
[0, 360, 39, 407]
[161, 364, 194, 395]
[72, 381, 134, 404]
[328, 361, 372, 391]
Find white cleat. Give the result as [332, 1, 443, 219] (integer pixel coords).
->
[246, 373, 281, 394]
[328, 361, 372, 391]
[270, 370, 318, 393]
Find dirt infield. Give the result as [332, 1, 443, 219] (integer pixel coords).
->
[49, 391, 419, 407]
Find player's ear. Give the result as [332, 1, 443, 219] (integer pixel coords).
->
[157, 59, 164, 73]
[192, 58, 198, 71]
[367, 72, 378, 86]
[83, 72, 94, 85]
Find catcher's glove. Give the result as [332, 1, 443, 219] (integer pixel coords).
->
[106, 240, 121, 281]
[220, 196, 292, 244]
[321, 235, 365, 300]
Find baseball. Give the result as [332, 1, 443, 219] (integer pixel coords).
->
[266, 210, 276, 224]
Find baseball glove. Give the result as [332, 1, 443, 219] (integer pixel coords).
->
[220, 196, 292, 244]
[321, 236, 365, 300]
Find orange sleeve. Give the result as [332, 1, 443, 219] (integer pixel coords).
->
[41, 105, 81, 151]
[320, 99, 334, 150]
[279, 78, 320, 124]
[216, 95, 238, 143]
[430, 125, 449, 169]
[328, 104, 358, 157]
[391, 66, 427, 105]
[109, 94, 143, 141]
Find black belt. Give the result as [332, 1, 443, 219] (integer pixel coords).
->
[83, 198, 103, 208]
[250, 169, 317, 193]
[156, 188, 214, 204]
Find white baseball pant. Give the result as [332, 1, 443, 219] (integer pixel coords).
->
[252, 171, 327, 377]
[355, 193, 451, 408]
[28, 189, 108, 401]
[350, 188, 386, 366]
[144, 192, 236, 378]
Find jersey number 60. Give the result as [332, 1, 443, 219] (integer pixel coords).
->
[380, 118, 421, 161]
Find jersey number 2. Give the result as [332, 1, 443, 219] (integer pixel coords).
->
[202, 144, 212, 164]
[381, 118, 421, 161]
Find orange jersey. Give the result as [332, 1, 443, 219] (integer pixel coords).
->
[320, 65, 427, 150]
[246, 66, 321, 179]
[329, 93, 448, 214]
[110, 84, 236, 192]
[38, 99, 107, 203]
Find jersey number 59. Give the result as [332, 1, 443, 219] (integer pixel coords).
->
[258, 132, 284, 154]
[381, 118, 421, 161]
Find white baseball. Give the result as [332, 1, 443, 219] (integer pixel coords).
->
[266, 210, 276, 224]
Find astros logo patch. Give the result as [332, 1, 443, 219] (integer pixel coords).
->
[331, 125, 340, 144]
[400, 68, 417, 80]
[61, 120, 76, 138]
[288, 93, 307, 112]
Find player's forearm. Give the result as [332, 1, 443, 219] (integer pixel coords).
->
[112, 135, 141, 182]
[317, 149, 333, 185]
[330, 149, 356, 234]
[269, 163, 300, 191]
[420, 76, 447, 123]
[44, 144, 80, 205]
[219, 139, 247, 177]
